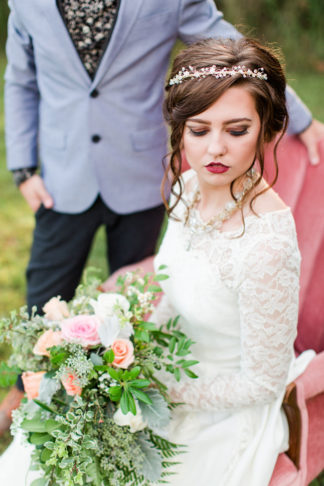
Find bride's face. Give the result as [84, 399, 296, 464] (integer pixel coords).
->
[182, 85, 261, 191]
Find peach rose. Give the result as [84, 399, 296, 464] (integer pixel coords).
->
[33, 329, 64, 357]
[60, 315, 101, 347]
[43, 297, 70, 321]
[111, 339, 134, 369]
[61, 371, 82, 396]
[22, 371, 46, 400]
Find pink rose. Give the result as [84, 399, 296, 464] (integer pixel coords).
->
[111, 339, 134, 369]
[60, 315, 101, 347]
[33, 329, 64, 357]
[43, 297, 70, 321]
[61, 371, 82, 396]
[22, 371, 46, 400]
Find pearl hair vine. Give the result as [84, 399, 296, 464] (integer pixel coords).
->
[168, 65, 268, 86]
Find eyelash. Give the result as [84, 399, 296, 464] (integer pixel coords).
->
[230, 129, 248, 137]
[189, 128, 249, 137]
[189, 129, 208, 137]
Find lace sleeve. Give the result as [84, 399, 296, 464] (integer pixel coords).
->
[168, 233, 300, 411]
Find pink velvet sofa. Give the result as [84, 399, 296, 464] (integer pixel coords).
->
[263, 135, 324, 485]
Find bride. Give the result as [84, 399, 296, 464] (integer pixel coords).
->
[0, 37, 314, 485]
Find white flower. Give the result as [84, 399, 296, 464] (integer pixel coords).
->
[98, 315, 133, 348]
[113, 403, 147, 433]
[90, 293, 130, 321]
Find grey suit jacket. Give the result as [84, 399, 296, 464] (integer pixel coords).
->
[5, 0, 311, 213]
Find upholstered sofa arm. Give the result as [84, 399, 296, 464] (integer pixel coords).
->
[295, 351, 324, 399]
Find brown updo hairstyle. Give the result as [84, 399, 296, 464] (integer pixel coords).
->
[162, 37, 288, 218]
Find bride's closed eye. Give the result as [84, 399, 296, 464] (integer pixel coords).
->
[228, 127, 249, 137]
[188, 128, 208, 137]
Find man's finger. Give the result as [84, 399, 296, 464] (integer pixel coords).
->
[307, 145, 320, 166]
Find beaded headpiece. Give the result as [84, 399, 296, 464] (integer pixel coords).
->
[168, 65, 268, 87]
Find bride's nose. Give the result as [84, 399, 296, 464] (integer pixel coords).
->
[207, 131, 227, 157]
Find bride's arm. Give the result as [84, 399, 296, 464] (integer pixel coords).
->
[167, 233, 300, 411]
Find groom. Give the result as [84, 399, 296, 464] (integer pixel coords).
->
[2, 0, 324, 433]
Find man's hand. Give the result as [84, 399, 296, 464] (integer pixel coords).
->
[19, 174, 54, 212]
[298, 119, 324, 166]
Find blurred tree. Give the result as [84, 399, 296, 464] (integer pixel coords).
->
[216, 0, 324, 72]
[0, 2, 9, 50]
[0, 1, 323, 68]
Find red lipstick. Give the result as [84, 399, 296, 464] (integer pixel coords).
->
[205, 162, 229, 174]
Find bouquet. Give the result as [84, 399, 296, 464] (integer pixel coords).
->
[0, 268, 198, 486]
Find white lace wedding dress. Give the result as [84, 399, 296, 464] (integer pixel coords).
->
[0, 169, 314, 485]
[150, 170, 314, 485]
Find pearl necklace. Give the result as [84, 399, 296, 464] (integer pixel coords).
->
[185, 170, 257, 251]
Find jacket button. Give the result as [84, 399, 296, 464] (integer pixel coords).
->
[90, 89, 99, 98]
[91, 134, 101, 143]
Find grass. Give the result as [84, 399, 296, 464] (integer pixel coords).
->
[0, 53, 324, 481]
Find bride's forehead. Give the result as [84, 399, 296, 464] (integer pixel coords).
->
[195, 87, 257, 120]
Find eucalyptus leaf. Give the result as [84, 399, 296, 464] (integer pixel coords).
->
[138, 390, 170, 432]
[90, 353, 103, 366]
[37, 376, 61, 405]
[138, 436, 163, 482]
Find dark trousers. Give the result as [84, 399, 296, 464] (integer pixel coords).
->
[26, 196, 165, 313]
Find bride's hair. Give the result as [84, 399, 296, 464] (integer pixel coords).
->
[162, 37, 288, 219]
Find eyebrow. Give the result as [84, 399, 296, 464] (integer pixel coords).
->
[186, 117, 252, 125]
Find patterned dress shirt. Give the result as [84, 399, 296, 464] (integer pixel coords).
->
[58, 0, 119, 78]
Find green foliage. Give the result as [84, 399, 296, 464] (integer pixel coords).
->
[0, 2, 9, 48]
[216, 0, 324, 72]
[0, 361, 20, 387]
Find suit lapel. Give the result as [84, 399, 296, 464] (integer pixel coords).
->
[91, 0, 145, 88]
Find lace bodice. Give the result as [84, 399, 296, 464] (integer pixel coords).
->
[153, 170, 300, 411]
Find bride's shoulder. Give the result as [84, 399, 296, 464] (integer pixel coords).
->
[251, 179, 288, 215]
[244, 179, 297, 242]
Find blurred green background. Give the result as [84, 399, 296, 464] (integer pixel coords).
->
[0, 3, 324, 482]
